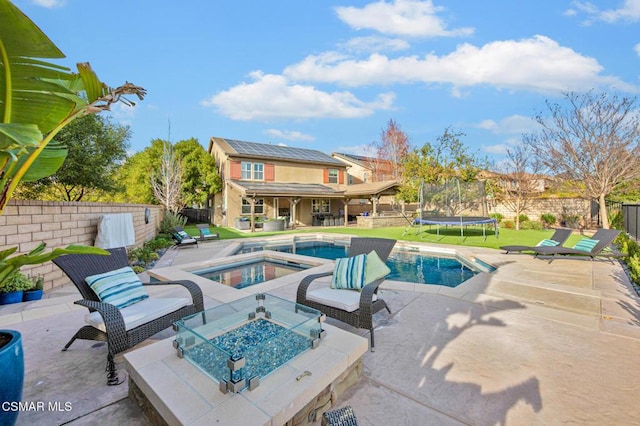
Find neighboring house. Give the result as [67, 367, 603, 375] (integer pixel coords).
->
[331, 152, 395, 184]
[209, 138, 400, 228]
[479, 170, 553, 194]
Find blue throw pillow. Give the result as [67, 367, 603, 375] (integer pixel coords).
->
[537, 239, 559, 247]
[86, 266, 149, 309]
[201, 228, 212, 236]
[331, 254, 367, 290]
[573, 238, 599, 252]
[178, 231, 190, 239]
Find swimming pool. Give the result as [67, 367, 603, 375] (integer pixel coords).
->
[237, 240, 486, 287]
[191, 258, 309, 289]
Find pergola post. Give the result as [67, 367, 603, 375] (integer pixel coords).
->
[340, 199, 349, 226]
[370, 195, 379, 216]
[288, 197, 301, 230]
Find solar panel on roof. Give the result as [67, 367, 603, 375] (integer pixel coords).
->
[224, 138, 342, 164]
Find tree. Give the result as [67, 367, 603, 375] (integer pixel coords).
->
[16, 114, 131, 201]
[113, 140, 165, 204]
[151, 141, 184, 213]
[398, 127, 485, 202]
[174, 138, 222, 207]
[368, 119, 409, 181]
[498, 142, 543, 230]
[529, 91, 640, 229]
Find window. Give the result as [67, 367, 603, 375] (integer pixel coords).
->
[240, 162, 264, 180]
[241, 162, 252, 180]
[241, 198, 264, 215]
[328, 169, 339, 184]
[347, 173, 354, 185]
[253, 163, 264, 180]
[312, 199, 331, 214]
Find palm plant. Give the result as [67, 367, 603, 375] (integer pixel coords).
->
[0, 0, 146, 285]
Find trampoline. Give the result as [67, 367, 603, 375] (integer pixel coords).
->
[405, 179, 499, 240]
[413, 216, 498, 240]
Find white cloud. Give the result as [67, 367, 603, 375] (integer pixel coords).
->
[339, 36, 411, 53]
[482, 144, 509, 155]
[31, 0, 65, 7]
[571, 0, 640, 24]
[335, 0, 473, 38]
[263, 129, 315, 142]
[284, 35, 634, 93]
[109, 102, 137, 126]
[476, 115, 538, 135]
[202, 71, 395, 121]
[635, 43, 640, 56]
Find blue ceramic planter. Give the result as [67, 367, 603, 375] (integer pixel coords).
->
[0, 291, 23, 305]
[22, 289, 43, 302]
[0, 330, 24, 426]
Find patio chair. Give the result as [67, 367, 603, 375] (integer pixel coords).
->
[196, 223, 220, 241]
[172, 226, 198, 248]
[531, 228, 623, 260]
[53, 247, 204, 385]
[500, 228, 573, 254]
[296, 237, 396, 350]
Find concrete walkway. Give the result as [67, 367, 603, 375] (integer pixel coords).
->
[1, 237, 639, 425]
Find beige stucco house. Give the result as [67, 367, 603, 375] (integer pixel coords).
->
[208, 138, 400, 229]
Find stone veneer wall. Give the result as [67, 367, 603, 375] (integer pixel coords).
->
[0, 200, 164, 292]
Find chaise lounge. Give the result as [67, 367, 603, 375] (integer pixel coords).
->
[296, 237, 396, 350]
[53, 247, 204, 385]
[531, 228, 623, 260]
[500, 228, 573, 254]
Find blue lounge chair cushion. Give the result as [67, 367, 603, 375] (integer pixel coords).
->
[331, 254, 367, 290]
[573, 238, 599, 252]
[537, 239, 559, 247]
[85, 266, 149, 309]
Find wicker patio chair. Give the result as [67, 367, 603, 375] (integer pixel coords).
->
[53, 247, 204, 385]
[296, 237, 396, 350]
[172, 226, 198, 247]
[196, 223, 220, 241]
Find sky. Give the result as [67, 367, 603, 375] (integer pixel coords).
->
[12, 0, 640, 162]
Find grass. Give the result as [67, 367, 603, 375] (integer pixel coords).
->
[185, 224, 588, 250]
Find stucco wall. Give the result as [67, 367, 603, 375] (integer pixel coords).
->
[0, 200, 163, 292]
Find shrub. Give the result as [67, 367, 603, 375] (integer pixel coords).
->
[540, 213, 556, 228]
[0, 271, 32, 293]
[520, 220, 542, 230]
[502, 220, 515, 229]
[489, 213, 504, 223]
[562, 214, 581, 229]
[159, 211, 187, 234]
[517, 214, 530, 223]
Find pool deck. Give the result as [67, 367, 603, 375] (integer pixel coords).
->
[2, 234, 640, 425]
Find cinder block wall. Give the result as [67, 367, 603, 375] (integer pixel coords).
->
[0, 200, 164, 292]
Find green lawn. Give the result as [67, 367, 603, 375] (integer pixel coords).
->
[185, 224, 586, 250]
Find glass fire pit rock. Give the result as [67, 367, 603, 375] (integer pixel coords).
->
[173, 293, 324, 394]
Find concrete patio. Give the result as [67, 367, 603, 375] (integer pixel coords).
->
[1, 236, 640, 425]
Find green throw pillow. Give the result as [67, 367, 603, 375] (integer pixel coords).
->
[85, 266, 148, 309]
[331, 254, 367, 290]
[573, 238, 599, 252]
[364, 251, 391, 285]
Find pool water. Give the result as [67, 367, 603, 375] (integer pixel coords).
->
[240, 241, 480, 287]
[192, 259, 308, 289]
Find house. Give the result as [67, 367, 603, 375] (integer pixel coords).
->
[208, 138, 400, 229]
[331, 152, 396, 184]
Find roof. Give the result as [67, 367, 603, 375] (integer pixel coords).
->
[332, 152, 395, 173]
[211, 137, 344, 166]
[228, 180, 346, 197]
[343, 180, 401, 197]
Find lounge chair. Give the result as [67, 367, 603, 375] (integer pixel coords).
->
[196, 223, 220, 241]
[531, 228, 623, 260]
[296, 237, 396, 350]
[500, 228, 573, 254]
[53, 247, 204, 385]
[172, 226, 198, 247]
